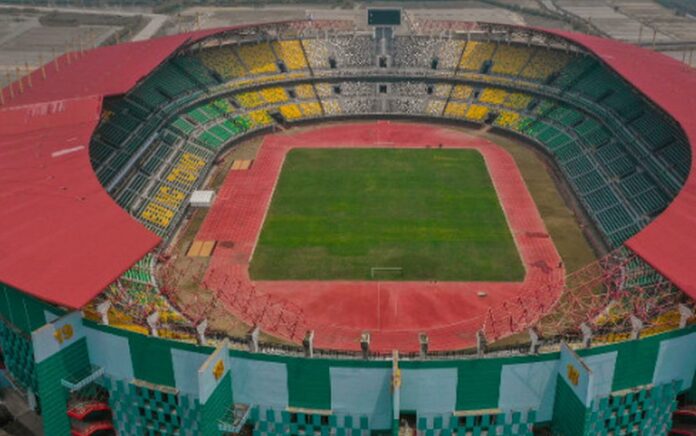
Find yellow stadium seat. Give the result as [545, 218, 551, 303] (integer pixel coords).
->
[259, 87, 289, 104]
[322, 100, 341, 115]
[299, 102, 322, 117]
[444, 102, 468, 118]
[165, 152, 206, 188]
[459, 41, 495, 72]
[520, 50, 572, 81]
[479, 88, 508, 105]
[425, 100, 445, 116]
[303, 39, 330, 69]
[141, 202, 176, 229]
[465, 104, 489, 121]
[494, 110, 520, 129]
[236, 92, 265, 108]
[279, 104, 303, 120]
[314, 83, 333, 97]
[503, 92, 532, 110]
[153, 186, 186, 209]
[434, 84, 452, 98]
[490, 45, 532, 76]
[248, 110, 273, 127]
[295, 84, 316, 99]
[197, 47, 246, 79]
[272, 40, 308, 70]
[237, 43, 278, 75]
[452, 85, 473, 100]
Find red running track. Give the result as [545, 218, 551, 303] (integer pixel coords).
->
[196, 121, 565, 352]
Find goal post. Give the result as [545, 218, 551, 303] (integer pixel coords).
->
[370, 267, 403, 279]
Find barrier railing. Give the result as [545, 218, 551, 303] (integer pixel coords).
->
[84, 246, 694, 361]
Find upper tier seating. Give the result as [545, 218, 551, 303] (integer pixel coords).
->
[459, 41, 496, 72]
[302, 39, 330, 69]
[172, 55, 219, 87]
[197, 46, 247, 80]
[91, 35, 690, 248]
[519, 49, 572, 82]
[330, 36, 375, 68]
[392, 36, 435, 68]
[237, 42, 279, 75]
[436, 40, 466, 70]
[490, 44, 532, 76]
[272, 40, 308, 70]
[551, 55, 597, 89]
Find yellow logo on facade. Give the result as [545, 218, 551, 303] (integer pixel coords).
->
[53, 324, 74, 345]
[566, 364, 580, 386]
[213, 359, 225, 381]
[392, 368, 402, 390]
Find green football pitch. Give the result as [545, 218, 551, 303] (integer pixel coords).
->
[249, 148, 524, 281]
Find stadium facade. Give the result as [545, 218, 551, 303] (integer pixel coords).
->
[0, 19, 694, 435]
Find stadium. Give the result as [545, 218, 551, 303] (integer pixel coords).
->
[0, 8, 695, 436]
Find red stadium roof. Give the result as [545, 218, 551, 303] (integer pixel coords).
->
[1, 30, 221, 107]
[0, 97, 160, 306]
[0, 24, 694, 308]
[540, 30, 696, 299]
[0, 31, 227, 307]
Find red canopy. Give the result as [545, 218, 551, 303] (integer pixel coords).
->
[0, 29, 222, 106]
[0, 31, 226, 307]
[540, 29, 696, 299]
[0, 97, 160, 307]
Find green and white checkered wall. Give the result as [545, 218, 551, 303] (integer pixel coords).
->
[80, 323, 695, 435]
[0, 284, 693, 435]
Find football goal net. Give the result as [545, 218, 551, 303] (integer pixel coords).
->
[370, 267, 403, 279]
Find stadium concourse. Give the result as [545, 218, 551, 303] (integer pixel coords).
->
[0, 17, 694, 436]
[197, 121, 564, 352]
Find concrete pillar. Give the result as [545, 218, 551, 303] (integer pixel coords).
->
[678, 304, 694, 328]
[528, 328, 540, 354]
[419, 333, 429, 358]
[196, 319, 208, 346]
[630, 315, 643, 340]
[476, 330, 487, 357]
[96, 300, 111, 326]
[360, 332, 370, 360]
[248, 326, 260, 353]
[580, 322, 593, 349]
[146, 311, 160, 337]
[303, 330, 315, 358]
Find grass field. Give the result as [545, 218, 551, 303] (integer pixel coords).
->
[483, 131, 597, 272]
[249, 148, 524, 281]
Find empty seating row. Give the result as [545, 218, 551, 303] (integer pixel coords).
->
[490, 44, 532, 76]
[459, 41, 496, 72]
